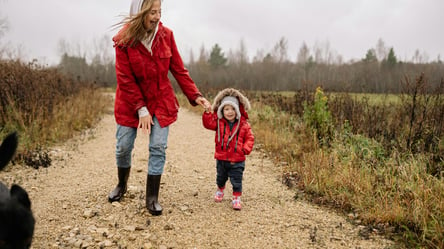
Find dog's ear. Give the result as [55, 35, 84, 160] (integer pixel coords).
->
[0, 132, 18, 170]
[10, 184, 32, 210]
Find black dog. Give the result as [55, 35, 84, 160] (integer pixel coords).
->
[0, 132, 35, 249]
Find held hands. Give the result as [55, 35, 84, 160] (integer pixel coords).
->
[195, 96, 212, 113]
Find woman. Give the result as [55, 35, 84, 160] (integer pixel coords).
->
[108, 0, 211, 216]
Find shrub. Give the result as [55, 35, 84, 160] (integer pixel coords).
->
[303, 87, 334, 145]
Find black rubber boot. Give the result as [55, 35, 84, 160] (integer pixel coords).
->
[108, 167, 130, 202]
[146, 174, 162, 216]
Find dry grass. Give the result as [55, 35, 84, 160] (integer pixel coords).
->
[0, 60, 112, 167]
[249, 101, 443, 248]
[179, 81, 443, 248]
[187, 89, 442, 249]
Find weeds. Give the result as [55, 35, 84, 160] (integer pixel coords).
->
[180, 73, 443, 248]
[303, 87, 334, 146]
[0, 60, 111, 168]
[215, 81, 442, 248]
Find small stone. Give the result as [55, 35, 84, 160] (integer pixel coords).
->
[100, 240, 114, 247]
[164, 224, 174, 230]
[83, 209, 96, 218]
[111, 202, 122, 208]
[124, 225, 136, 232]
[96, 228, 109, 237]
[74, 240, 83, 248]
[87, 225, 97, 232]
[143, 242, 153, 249]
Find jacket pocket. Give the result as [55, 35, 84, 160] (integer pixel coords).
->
[164, 96, 179, 115]
[159, 87, 179, 116]
[158, 48, 172, 72]
[128, 51, 145, 82]
[159, 49, 172, 58]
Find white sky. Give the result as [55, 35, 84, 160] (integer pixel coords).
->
[1, 0, 443, 66]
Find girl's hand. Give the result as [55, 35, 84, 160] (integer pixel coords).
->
[196, 96, 211, 112]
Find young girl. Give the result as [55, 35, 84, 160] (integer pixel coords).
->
[202, 88, 255, 210]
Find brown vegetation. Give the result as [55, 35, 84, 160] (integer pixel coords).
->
[231, 80, 443, 249]
[183, 67, 443, 248]
[0, 60, 111, 168]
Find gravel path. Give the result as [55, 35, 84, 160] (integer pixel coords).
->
[1, 108, 394, 248]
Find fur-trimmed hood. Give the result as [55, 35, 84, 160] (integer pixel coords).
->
[211, 88, 251, 119]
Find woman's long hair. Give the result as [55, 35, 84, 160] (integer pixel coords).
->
[114, 0, 160, 47]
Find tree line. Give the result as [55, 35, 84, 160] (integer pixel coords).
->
[187, 38, 444, 93]
[54, 37, 444, 94]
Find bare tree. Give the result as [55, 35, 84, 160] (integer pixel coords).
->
[0, 13, 9, 57]
[227, 39, 249, 66]
[0, 16, 7, 39]
[322, 40, 332, 64]
[236, 39, 248, 64]
[252, 49, 265, 63]
[0, 11, 28, 62]
[297, 41, 310, 64]
[271, 37, 288, 63]
[198, 44, 208, 64]
[313, 42, 323, 63]
[412, 49, 430, 64]
[375, 38, 387, 62]
[188, 48, 195, 65]
[89, 35, 114, 65]
[57, 38, 86, 60]
[3, 43, 26, 61]
[311, 40, 338, 64]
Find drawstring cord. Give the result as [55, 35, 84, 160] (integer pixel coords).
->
[234, 132, 240, 152]
[221, 122, 226, 150]
[218, 118, 241, 151]
[226, 118, 241, 149]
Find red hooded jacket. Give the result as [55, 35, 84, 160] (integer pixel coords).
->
[113, 22, 201, 128]
[203, 112, 254, 163]
[202, 95, 255, 163]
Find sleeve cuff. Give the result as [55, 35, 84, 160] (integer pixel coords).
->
[138, 106, 150, 117]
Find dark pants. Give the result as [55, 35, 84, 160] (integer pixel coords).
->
[216, 160, 245, 193]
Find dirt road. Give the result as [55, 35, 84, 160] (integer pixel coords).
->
[1, 108, 394, 248]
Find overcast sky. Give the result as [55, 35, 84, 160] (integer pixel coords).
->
[1, 0, 443, 66]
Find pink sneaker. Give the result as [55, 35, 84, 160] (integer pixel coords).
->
[214, 190, 224, 202]
[232, 196, 241, 210]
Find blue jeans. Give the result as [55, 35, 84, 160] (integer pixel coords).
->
[216, 160, 245, 193]
[115, 116, 169, 175]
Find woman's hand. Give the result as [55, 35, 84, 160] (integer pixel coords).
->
[196, 96, 211, 112]
[138, 114, 154, 134]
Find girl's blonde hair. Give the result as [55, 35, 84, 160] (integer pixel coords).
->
[115, 0, 160, 47]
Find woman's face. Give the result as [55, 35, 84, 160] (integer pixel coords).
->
[144, 0, 161, 32]
[223, 105, 236, 122]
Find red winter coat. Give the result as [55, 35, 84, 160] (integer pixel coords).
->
[202, 112, 255, 163]
[113, 22, 201, 128]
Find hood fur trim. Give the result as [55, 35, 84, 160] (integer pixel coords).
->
[211, 88, 251, 113]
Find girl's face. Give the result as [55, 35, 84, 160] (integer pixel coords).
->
[144, 0, 161, 32]
[223, 105, 236, 122]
